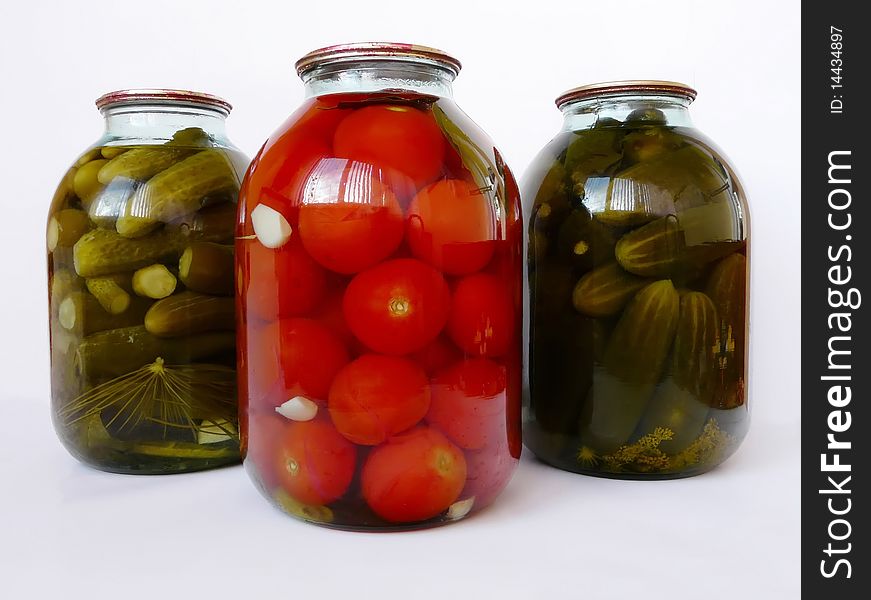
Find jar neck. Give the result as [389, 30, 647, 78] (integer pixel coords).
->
[560, 94, 694, 131]
[301, 60, 455, 98]
[100, 104, 229, 144]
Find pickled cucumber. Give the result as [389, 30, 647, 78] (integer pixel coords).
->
[578, 280, 680, 452]
[563, 128, 622, 193]
[572, 262, 649, 317]
[75, 325, 235, 379]
[73, 159, 108, 208]
[614, 145, 728, 205]
[85, 277, 132, 314]
[116, 150, 237, 238]
[635, 292, 719, 452]
[86, 178, 140, 229]
[555, 209, 616, 270]
[132, 264, 178, 299]
[73, 229, 181, 277]
[624, 108, 666, 125]
[595, 174, 674, 227]
[75, 215, 238, 278]
[100, 147, 128, 159]
[59, 292, 150, 336]
[530, 262, 576, 319]
[98, 146, 194, 185]
[615, 215, 686, 277]
[52, 167, 78, 207]
[179, 243, 234, 295]
[528, 312, 596, 436]
[531, 161, 572, 229]
[47, 209, 91, 251]
[706, 253, 747, 409]
[75, 149, 102, 167]
[50, 270, 79, 308]
[166, 202, 237, 245]
[168, 127, 212, 146]
[621, 128, 681, 164]
[144, 291, 235, 338]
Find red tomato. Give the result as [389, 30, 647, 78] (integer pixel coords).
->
[243, 238, 327, 322]
[250, 318, 349, 407]
[313, 287, 356, 350]
[463, 441, 517, 508]
[426, 359, 507, 450]
[406, 179, 496, 275]
[298, 160, 405, 274]
[343, 258, 450, 355]
[361, 427, 467, 523]
[447, 273, 515, 357]
[333, 104, 445, 189]
[273, 418, 357, 506]
[240, 102, 349, 233]
[411, 336, 463, 376]
[328, 354, 430, 445]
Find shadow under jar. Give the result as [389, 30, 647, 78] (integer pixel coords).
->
[48, 89, 249, 474]
[522, 81, 750, 479]
[237, 43, 522, 530]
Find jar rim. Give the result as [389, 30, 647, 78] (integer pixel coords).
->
[295, 42, 462, 78]
[95, 89, 232, 115]
[555, 80, 697, 108]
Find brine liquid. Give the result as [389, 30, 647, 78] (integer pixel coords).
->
[48, 135, 246, 474]
[237, 92, 522, 529]
[523, 120, 749, 479]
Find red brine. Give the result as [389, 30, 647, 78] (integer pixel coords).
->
[236, 45, 521, 531]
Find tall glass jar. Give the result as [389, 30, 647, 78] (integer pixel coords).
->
[237, 43, 522, 530]
[48, 89, 249, 474]
[522, 81, 749, 479]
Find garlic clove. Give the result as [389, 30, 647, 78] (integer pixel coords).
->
[446, 497, 475, 520]
[252, 203, 292, 249]
[275, 396, 318, 422]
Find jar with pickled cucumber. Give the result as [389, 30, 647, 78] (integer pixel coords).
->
[47, 89, 249, 473]
[237, 43, 522, 530]
[522, 81, 750, 479]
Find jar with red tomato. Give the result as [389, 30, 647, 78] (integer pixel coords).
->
[236, 43, 522, 530]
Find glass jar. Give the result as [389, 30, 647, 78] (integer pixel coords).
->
[48, 89, 249, 474]
[237, 43, 522, 530]
[522, 81, 750, 479]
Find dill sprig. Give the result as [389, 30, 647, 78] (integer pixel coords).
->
[669, 419, 734, 470]
[601, 427, 674, 472]
[59, 358, 237, 439]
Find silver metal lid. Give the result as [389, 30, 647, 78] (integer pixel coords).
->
[295, 42, 462, 78]
[95, 89, 232, 115]
[556, 80, 697, 108]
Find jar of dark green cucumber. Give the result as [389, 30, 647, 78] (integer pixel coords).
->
[47, 89, 249, 473]
[522, 81, 749, 479]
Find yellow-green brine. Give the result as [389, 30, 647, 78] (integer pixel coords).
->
[47, 89, 249, 473]
[522, 81, 750, 478]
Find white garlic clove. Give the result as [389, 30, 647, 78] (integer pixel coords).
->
[275, 396, 318, 422]
[446, 497, 475, 520]
[251, 203, 292, 249]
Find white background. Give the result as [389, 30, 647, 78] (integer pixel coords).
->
[0, 0, 800, 598]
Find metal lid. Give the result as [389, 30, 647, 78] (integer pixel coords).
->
[95, 89, 232, 115]
[555, 80, 697, 108]
[295, 42, 462, 78]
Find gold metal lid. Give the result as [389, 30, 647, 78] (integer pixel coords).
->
[295, 42, 462, 78]
[95, 89, 232, 115]
[555, 80, 697, 108]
